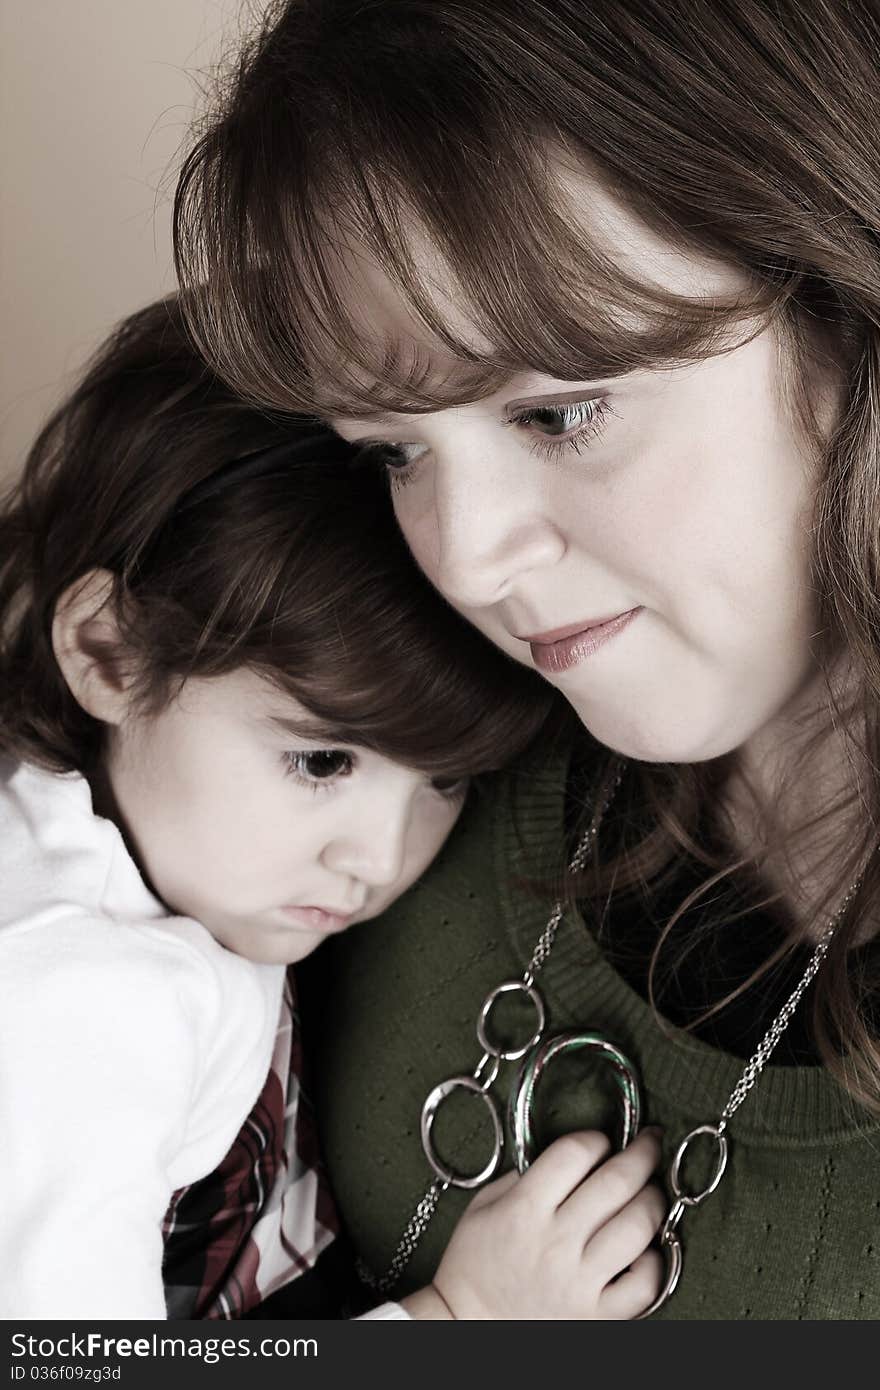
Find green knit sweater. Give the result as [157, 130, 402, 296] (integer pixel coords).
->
[313, 740, 880, 1320]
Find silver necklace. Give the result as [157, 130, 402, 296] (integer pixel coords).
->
[359, 768, 859, 1317]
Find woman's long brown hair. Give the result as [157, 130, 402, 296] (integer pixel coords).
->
[173, 0, 880, 1109]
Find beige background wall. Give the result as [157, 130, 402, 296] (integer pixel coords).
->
[0, 0, 249, 482]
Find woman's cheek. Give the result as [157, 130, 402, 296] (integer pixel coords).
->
[392, 490, 442, 583]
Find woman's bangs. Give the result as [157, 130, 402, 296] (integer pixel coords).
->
[266, 139, 775, 419]
[274, 171, 514, 417]
[173, 0, 803, 420]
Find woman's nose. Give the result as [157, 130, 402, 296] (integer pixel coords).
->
[425, 446, 566, 610]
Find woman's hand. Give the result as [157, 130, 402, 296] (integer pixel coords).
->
[402, 1127, 665, 1320]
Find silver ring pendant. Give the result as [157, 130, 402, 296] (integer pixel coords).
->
[420, 1076, 504, 1189]
[509, 1031, 642, 1174]
[636, 1124, 729, 1319]
[636, 1219, 684, 1320]
[476, 979, 547, 1061]
[670, 1123, 729, 1204]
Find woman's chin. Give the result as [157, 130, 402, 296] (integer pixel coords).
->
[571, 698, 747, 765]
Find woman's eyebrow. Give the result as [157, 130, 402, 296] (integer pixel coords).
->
[504, 385, 613, 413]
[336, 410, 397, 427]
[335, 380, 619, 433]
[330, 411, 408, 438]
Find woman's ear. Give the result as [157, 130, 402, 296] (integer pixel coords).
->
[52, 569, 135, 726]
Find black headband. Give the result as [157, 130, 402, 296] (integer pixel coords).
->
[174, 426, 355, 515]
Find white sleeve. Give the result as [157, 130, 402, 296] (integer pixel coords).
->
[0, 914, 281, 1319]
[356, 1302, 412, 1320]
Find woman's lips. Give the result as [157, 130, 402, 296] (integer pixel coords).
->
[525, 608, 641, 674]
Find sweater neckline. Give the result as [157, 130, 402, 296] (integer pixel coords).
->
[495, 743, 880, 1145]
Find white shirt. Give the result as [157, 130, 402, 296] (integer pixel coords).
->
[0, 759, 285, 1318]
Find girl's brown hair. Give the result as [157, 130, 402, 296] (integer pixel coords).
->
[0, 295, 553, 781]
[173, 1, 880, 1107]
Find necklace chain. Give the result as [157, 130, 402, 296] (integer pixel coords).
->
[358, 773, 621, 1295]
[718, 895, 855, 1126]
[521, 786, 606, 987]
[358, 767, 859, 1306]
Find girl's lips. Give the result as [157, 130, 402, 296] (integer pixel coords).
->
[280, 905, 355, 933]
[527, 608, 640, 674]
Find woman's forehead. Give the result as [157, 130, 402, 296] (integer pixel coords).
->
[554, 159, 747, 301]
[305, 234, 501, 418]
[303, 160, 753, 420]
[331, 175, 741, 358]
[336, 162, 743, 328]
[327, 219, 496, 358]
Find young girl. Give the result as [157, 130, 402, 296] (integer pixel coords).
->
[172, 0, 880, 1318]
[0, 295, 666, 1320]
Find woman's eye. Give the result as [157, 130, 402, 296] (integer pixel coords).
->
[516, 400, 599, 438]
[391, 441, 430, 466]
[284, 749, 354, 786]
[508, 398, 612, 458]
[357, 441, 429, 491]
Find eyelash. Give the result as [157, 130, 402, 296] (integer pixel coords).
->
[358, 397, 613, 490]
[511, 398, 613, 462]
[282, 750, 470, 802]
[430, 776, 470, 802]
[283, 749, 355, 791]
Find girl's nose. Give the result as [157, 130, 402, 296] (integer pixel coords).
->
[321, 791, 411, 888]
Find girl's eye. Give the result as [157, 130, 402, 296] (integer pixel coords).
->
[284, 749, 354, 787]
[508, 398, 612, 459]
[430, 775, 470, 801]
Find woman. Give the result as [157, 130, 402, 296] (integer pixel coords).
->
[174, 1, 880, 1318]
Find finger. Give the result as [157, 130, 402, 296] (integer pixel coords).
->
[465, 1166, 520, 1211]
[598, 1248, 665, 1320]
[557, 1127, 662, 1240]
[582, 1182, 666, 1280]
[514, 1130, 612, 1213]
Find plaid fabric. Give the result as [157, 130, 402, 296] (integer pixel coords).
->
[162, 968, 339, 1319]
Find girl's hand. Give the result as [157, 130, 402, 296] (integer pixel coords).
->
[403, 1127, 665, 1320]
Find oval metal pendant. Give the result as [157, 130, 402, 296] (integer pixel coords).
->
[509, 1031, 643, 1173]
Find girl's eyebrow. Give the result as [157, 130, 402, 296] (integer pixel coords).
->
[267, 713, 351, 744]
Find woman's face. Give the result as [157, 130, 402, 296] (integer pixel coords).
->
[333, 191, 832, 765]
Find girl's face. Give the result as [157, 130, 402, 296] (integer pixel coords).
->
[104, 669, 465, 964]
[332, 189, 835, 766]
